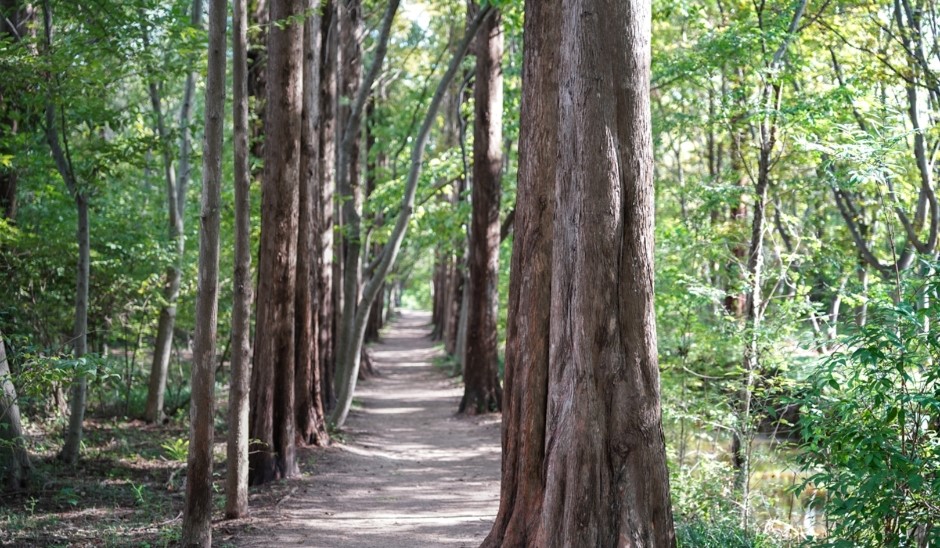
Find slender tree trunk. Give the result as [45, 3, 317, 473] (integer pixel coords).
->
[318, 1, 337, 412]
[248, 0, 304, 485]
[461, 4, 503, 414]
[225, 0, 253, 520]
[334, 0, 364, 395]
[145, 0, 204, 424]
[0, 330, 30, 491]
[295, 2, 329, 447]
[42, 2, 90, 466]
[180, 0, 225, 542]
[59, 194, 89, 464]
[483, 0, 675, 544]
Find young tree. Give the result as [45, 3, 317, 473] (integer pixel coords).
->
[41, 0, 90, 466]
[144, 0, 204, 425]
[180, 0, 226, 541]
[483, 0, 675, 545]
[460, 3, 503, 414]
[248, 0, 305, 485]
[0, 330, 30, 491]
[225, 0, 253, 520]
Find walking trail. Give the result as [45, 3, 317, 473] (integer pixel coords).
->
[231, 310, 501, 547]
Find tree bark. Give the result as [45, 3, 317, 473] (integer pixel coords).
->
[225, 0, 253, 520]
[0, 330, 30, 491]
[144, 0, 204, 424]
[482, 0, 675, 545]
[248, 0, 304, 486]
[318, 1, 337, 411]
[460, 4, 502, 414]
[295, 2, 329, 447]
[180, 0, 225, 541]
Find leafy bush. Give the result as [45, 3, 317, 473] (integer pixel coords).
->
[798, 267, 940, 547]
[676, 518, 782, 547]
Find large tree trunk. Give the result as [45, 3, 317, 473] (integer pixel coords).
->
[248, 0, 304, 486]
[318, 1, 337, 412]
[295, 2, 329, 447]
[180, 0, 225, 541]
[482, 1, 675, 545]
[0, 331, 30, 491]
[225, 0, 253, 520]
[460, 4, 503, 414]
[144, 0, 204, 424]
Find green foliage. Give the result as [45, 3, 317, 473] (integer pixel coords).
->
[160, 437, 189, 462]
[677, 519, 782, 548]
[797, 264, 940, 547]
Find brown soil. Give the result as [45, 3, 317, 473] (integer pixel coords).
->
[230, 310, 501, 548]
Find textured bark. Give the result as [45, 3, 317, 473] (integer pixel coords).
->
[318, 1, 337, 411]
[225, 0, 253, 520]
[248, 0, 304, 486]
[180, 0, 225, 541]
[483, 0, 675, 545]
[295, 3, 329, 447]
[334, 0, 364, 395]
[144, 0, 204, 425]
[0, 331, 30, 491]
[460, 5, 502, 415]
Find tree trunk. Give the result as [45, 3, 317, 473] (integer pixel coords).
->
[0, 330, 30, 491]
[180, 0, 225, 541]
[482, 0, 675, 545]
[144, 0, 204, 424]
[59, 194, 89, 465]
[225, 0, 253, 520]
[334, 0, 364, 396]
[318, 1, 337, 412]
[295, 2, 329, 447]
[0, 1, 33, 222]
[42, 2, 90, 466]
[248, 0, 304, 486]
[460, 4, 502, 415]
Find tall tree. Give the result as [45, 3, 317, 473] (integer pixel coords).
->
[318, 0, 338, 411]
[178, 0, 227, 541]
[248, 0, 305, 485]
[180, 0, 226, 541]
[42, 0, 90, 466]
[483, 0, 675, 545]
[143, 0, 204, 424]
[225, 0, 253, 520]
[460, 3, 503, 414]
[295, 0, 329, 447]
[0, 330, 30, 491]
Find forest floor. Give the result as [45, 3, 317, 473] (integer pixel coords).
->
[229, 310, 502, 547]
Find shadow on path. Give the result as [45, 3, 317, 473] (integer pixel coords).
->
[232, 310, 501, 548]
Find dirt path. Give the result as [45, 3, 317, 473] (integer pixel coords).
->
[232, 310, 501, 548]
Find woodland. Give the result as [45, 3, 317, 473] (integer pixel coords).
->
[1, 0, 939, 546]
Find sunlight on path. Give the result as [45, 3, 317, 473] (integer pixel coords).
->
[234, 310, 501, 548]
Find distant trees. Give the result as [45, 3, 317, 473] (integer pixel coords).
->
[483, 0, 675, 545]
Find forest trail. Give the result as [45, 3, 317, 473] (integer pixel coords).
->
[232, 310, 501, 547]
